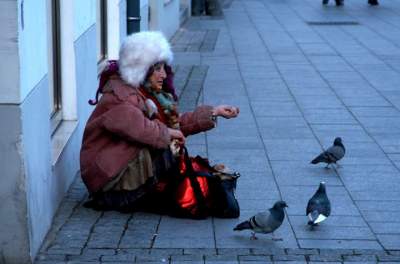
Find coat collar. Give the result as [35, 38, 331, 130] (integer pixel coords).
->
[104, 75, 143, 101]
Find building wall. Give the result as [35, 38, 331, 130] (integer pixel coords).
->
[0, 0, 178, 262]
[120, 0, 128, 41]
[0, 0, 45, 263]
[74, 0, 96, 41]
[149, 0, 179, 39]
[21, 76, 53, 259]
[0, 1, 20, 104]
[0, 104, 29, 263]
[18, 0, 48, 103]
[140, 0, 149, 31]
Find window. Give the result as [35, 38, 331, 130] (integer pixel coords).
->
[47, 0, 62, 133]
[97, 0, 107, 62]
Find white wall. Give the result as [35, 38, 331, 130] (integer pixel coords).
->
[74, 0, 96, 41]
[149, 0, 179, 39]
[140, 0, 149, 31]
[17, 0, 54, 260]
[18, 0, 48, 103]
[0, 1, 19, 104]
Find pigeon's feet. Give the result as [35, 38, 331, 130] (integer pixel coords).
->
[368, 0, 379, 5]
[250, 233, 258, 240]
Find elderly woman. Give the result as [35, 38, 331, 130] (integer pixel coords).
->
[81, 31, 240, 218]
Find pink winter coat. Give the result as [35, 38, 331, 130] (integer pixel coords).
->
[80, 75, 215, 193]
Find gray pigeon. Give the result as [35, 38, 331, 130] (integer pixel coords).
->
[311, 137, 345, 168]
[233, 201, 288, 240]
[306, 182, 331, 226]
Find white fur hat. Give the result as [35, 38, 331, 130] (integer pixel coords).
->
[118, 31, 173, 87]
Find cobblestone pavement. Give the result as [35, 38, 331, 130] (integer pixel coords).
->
[36, 0, 400, 263]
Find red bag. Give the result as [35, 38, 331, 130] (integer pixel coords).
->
[174, 148, 213, 219]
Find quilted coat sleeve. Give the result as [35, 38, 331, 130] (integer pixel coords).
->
[101, 102, 171, 149]
[179, 105, 216, 136]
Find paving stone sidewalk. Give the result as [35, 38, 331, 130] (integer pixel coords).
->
[36, 0, 400, 263]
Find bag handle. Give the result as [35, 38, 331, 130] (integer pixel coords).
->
[181, 146, 208, 217]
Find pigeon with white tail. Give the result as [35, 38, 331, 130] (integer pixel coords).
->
[306, 182, 331, 227]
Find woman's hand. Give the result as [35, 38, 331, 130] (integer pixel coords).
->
[168, 128, 185, 145]
[213, 105, 240, 119]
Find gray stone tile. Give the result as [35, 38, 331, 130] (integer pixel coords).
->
[174, 52, 201, 65]
[236, 174, 280, 200]
[238, 255, 271, 262]
[292, 225, 375, 240]
[289, 215, 368, 228]
[172, 261, 203, 264]
[156, 217, 213, 238]
[290, 86, 334, 96]
[298, 239, 382, 250]
[377, 234, 400, 250]
[311, 124, 374, 144]
[309, 262, 341, 264]
[251, 101, 302, 117]
[309, 55, 353, 72]
[358, 117, 400, 134]
[338, 165, 400, 192]
[303, 108, 357, 125]
[296, 96, 344, 109]
[352, 190, 400, 201]
[299, 43, 337, 56]
[239, 261, 271, 264]
[207, 136, 264, 150]
[356, 201, 400, 212]
[257, 117, 315, 139]
[362, 211, 400, 223]
[238, 199, 281, 212]
[373, 133, 400, 153]
[263, 139, 322, 162]
[207, 148, 270, 173]
[370, 222, 400, 235]
[341, 95, 391, 107]
[270, 161, 343, 186]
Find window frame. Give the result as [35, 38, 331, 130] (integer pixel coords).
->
[97, 0, 108, 63]
[48, 0, 62, 134]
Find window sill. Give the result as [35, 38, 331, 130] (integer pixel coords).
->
[51, 120, 79, 166]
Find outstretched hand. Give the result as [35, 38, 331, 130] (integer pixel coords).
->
[213, 105, 240, 119]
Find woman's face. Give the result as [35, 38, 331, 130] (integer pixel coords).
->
[149, 62, 167, 92]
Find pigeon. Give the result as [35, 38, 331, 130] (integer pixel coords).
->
[306, 182, 331, 227]
[233, 200, 288, 240]
[311, 137, 345, 168]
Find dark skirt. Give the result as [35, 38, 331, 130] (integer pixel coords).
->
[84, 149, 240, 218]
